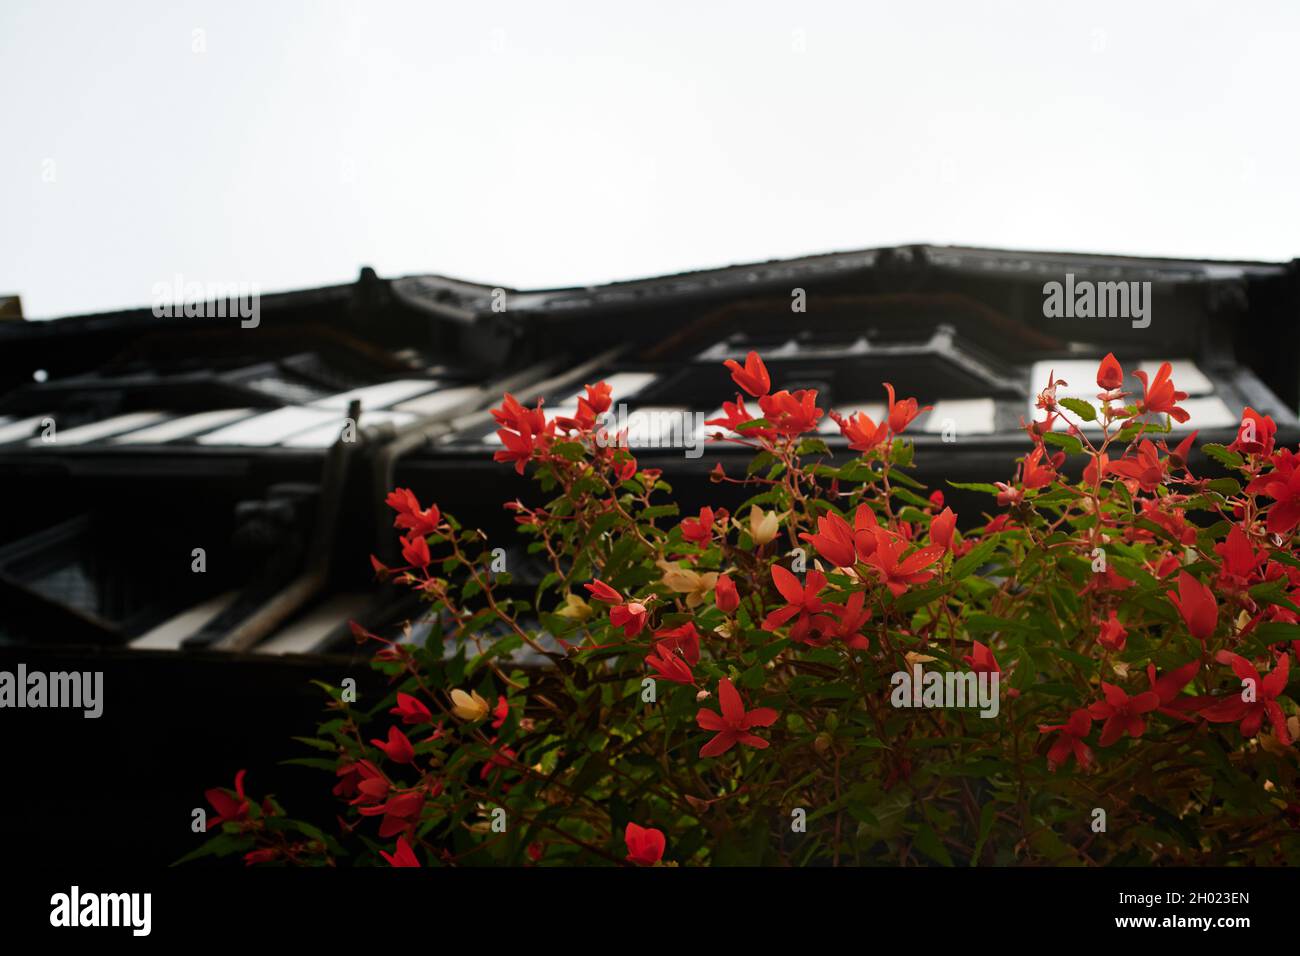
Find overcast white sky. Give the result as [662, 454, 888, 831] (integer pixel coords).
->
[2, 1, 1298, 318]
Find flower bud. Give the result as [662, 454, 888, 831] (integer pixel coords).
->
[748, 505, 781, 546]
[450, 688, 490, 721]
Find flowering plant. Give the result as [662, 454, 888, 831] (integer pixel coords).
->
[193, 352, 1300, 866]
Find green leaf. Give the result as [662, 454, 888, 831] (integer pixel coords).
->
[280, 757, 339, 771]
[548, 440, 587, 462]
[951, 538, 998, 574]
[640, 504, 680, 521]
[747, 450, 777, 476]
[1042, 431, 1084, 455]
[1202, 443, 1244, 469]
[291, 736, 339, 753]
[947, 481, 1001, 494]
[911, 824, 954, 866]
[891, 486, 933, 509]
[889, 467, 926, 488]
[1058, 397, 1097, 422]
[535, 570, 563, 605]
[1205, 477, 1242, 497]
[1249, 581, 1300, 614]
[970, 802, 998, 865]
[1243, 620, 1300, 653]
[172, 833, 254, 866]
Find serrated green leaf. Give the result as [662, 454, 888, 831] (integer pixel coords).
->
[1058, 397, 1097, 422]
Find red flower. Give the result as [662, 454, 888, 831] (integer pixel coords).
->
[385, 488, 442, 536]
[1228, 406, 1276, 457]
[1107, 440, 1167, 493]
[653, 622, 700, 664]
[1035, 371, 1063, 414]
[1096, 610, 1127, 652]
[1146, 661, 1205, 722]
[584, 579, 622, 604]
[834, 409, 889, 452]
[705, 394, 758, 434]
[584, 578, 651, 636]
[400, 531, 431, 570]
[930, 507, 957, 551]
[243, 848, 278, 866]
[491, 695, 509, 730]
[1088, 683, 1160, 747]
[994, 482, 1022, 508]
[336, 759, 386, 805]
[359, 791, 425, 838]
[762, 566, 833, 644]
[205, 769, 250, 829]
[852, 505, 881, 559]
[646, 622, 700, 684]
[380, 836, 421, 867]
[558, 381, 614, 430]
[614, 453, 638, 482]
[491, 393, 554, 474]
[584, 381, 613, 416]
[823, 590, 872, 650]
[371, 726, 416, 765]
[723, 350, 771, 398]
[884, 382, 929, 434]
[1151, 552, 1182, 579]
[1164, 430, 1198, 474]
[799, 510, 858, 568]
[624, 822, 666, 865]
[1083, 452, 1110, 487]
[864, 532, 945, 597]
[1096, 352, 1124, 391]
[984, 514, 1012, 534]
[645, 644, 694, 684]
[1257, 453, 1300, 535]
[1134, 362, 1190, 423]
[1214, 526, 1265, 588]
[680, 506, 715, 546]
[1038, 710, 1094, 771]
[1202, 651, 1291, 744]
[1021, 445, 1059, 490]
[494, 428, 539, 475]
[610, 601, 649, 639]
[758, 388, 823, 436]
[479, 745, 518, 786]
[1166, 571, 1217, 642]
[491, 392, 549, 438]
[389, 692, 433, 726]
[961, 640, 1000, 674]
[1081, 567, 1135, 595]
[714, 573, 739, 613]
[695, 678, 779, 757]
[1137, 498, 1197, 546]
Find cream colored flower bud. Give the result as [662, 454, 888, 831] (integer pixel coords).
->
[658, 561, 718, 608]
[748, 505, 781, 546]
[659, 561, 701, 594]
[555, 592, 593, 621]
[450, 688, 490, 721]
